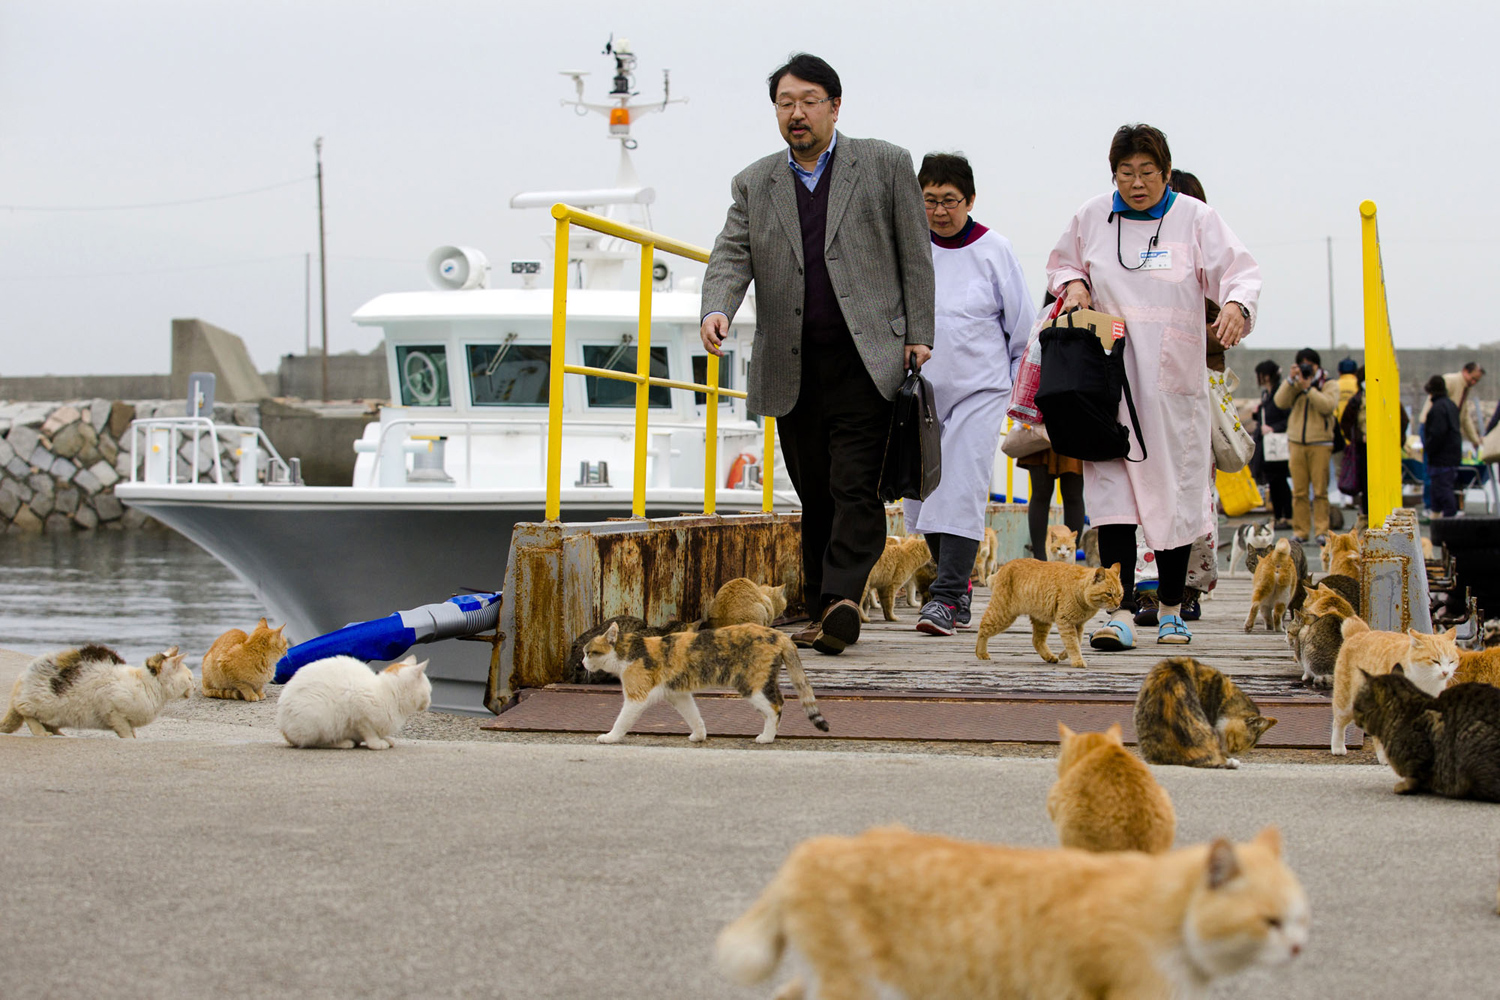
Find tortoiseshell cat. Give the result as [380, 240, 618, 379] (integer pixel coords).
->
[717, 825, 1308, 1000]
[705, 578, 788, 628]
[1134, 658, 1277, 768]
[1353, 667, 1500, 800]
[582, 621, 828, 744]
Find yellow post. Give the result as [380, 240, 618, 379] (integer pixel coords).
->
[761, 417, 776, 513]
[703, 353, 720, 514]
[545, 214, 570, 521]
[1005, 418, 1015, 502]
[1360, 200, 1401, 527]
[633, 246, 654, 518]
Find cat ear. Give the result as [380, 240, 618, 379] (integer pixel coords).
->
[275, 624, 287, 635]
[1092, 567, 1108, 582]
[1251, 716, 1277, 737]
[1392, 663, 1406, 676]
[1206, 839, 1242, 890]
[258, 617, 268, 629]
[1057, 721, 1074, 740]
[1105, 722, 1123, 742]
[1359, 668, 1374, 680]
[1445, 627, 1458, 641]
[165, 645, 179, 657]
[606, 622, 620, 643]
[397, 654, 418, 666]
[408, 659, 429, 675]
[1107, 562, 1122, 576]
[1253, 826, 1284, 858]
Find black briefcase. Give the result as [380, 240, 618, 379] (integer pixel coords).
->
[878, 368, 942, 501]
[1034, 312, 1148, 463]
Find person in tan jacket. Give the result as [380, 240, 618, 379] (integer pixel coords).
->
[1273, 348, 1341, 542]
[1417, 363, 1484, 449]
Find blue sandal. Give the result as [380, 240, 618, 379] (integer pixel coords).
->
[1158, 613, 1192, 644]
[1089, 619, 1135, 651]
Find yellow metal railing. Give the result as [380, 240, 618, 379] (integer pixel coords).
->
[1360, 200, 1401, 527]
[545, 204, 776, 521]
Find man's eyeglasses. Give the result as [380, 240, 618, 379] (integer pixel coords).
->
[774, 97, 833, 114]
[923, 196, 967, 211]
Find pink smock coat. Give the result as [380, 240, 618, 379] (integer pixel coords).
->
[1046, 193, 1260, 551]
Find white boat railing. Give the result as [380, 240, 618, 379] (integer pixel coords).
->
[358, 415, 762, 490]
[127, 417, 293, 486]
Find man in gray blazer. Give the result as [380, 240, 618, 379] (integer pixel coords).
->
[700, 53, 935, 655]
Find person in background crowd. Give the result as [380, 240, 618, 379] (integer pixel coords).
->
[1253, 360, 1293, 529]
[1420, 361, 1484, 452]
[1424, 374, 1463, 518]
[1047, 123, 1260, 649]
[1335, 358, 1359, 419]
[1274, 347, 1339, 545]
[905, 152, 1035, 636]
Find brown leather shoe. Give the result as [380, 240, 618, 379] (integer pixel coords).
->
[813, 599, 861, 655]
[790, 623, 821, 648]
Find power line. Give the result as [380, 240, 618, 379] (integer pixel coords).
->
[0, 254, 305, 281]
[0, 176, 314, 212]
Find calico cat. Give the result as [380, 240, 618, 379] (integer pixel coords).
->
[705, 578, 788, 629]
[974, 562, 1123, 668]
[1330, 618, 1460, 756]
[970, 526, 999, 582]
[1322, 529, 1362, 576]
[860, 535, 931, 622]
[1048, 722, 1175, 854]
[1, 644, 191, 738]
[1134, 657, 1277, 768]
[582, 621, 828, 744]
[200, 617, 289, 701]
[716, 825, 1308, 1000]
[1314, 573, 1361, 616]
[1286, 610, 1342, 689]
[1045, 523, 1077, 563]
[1454, 646, 1500, 687]
[1353, 667, 1500, 800]
[1245, 537, 1297, 632]
[275, 654, 431, 749]
[1304, 583, 1356, 619]
[565, 615, 698, 684]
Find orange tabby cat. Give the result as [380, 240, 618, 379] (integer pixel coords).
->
[1245, 537, 1296, 632]
[1048, 722, 1175, 853]
[860, 535, 931, 622]
[975, 562, 1123, 667]
[1330, 617, 1460, 755]
[200, 618, 289, 701]
[1321, 529, 1361, 576]
[717, 825, 1308, 1000]
[970, 526, 999, 582]
[705, 578, 788, 628]
[1303, 583, 1355, 619]
[1453, 647, 1500, 688]
[1046, 523, 1077, 563]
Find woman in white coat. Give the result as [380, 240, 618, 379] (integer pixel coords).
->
[1046, 124, 1260, 648]
[905, 153, 1035, 636]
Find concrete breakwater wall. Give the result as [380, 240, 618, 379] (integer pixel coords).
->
[0, 399, 260, 534]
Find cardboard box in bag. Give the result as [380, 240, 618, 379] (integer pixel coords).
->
[1059, 308, 1127, 354]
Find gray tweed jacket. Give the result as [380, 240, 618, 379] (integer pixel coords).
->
[700, 132, 935, 418]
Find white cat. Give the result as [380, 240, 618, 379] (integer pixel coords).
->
[275, 654, 431, 750]
[1228, 520, 1275, 577]
[1, 644, 191, 738]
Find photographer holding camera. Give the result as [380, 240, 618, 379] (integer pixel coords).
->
[1273, 348, 1341, 544]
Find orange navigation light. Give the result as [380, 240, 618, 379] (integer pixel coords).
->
[609, 108, 631, 127]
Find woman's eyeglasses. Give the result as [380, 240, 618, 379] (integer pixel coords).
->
[923, 196, 967, 211]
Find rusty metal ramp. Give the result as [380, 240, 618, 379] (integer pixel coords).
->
[481, 686, 1357, 749]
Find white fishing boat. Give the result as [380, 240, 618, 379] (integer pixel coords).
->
[115, 40, 792, 713]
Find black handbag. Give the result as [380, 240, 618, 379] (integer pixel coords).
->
[1034, 311, 1148, 463]
[878, 367, 942, 501]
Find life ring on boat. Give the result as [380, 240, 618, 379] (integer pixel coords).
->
[725, 452, 757, 489]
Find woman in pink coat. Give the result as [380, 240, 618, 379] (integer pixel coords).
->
[1046, 124, 1260, 648]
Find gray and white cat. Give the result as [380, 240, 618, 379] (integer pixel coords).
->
[275, 654, 431, 749]
[1286, 610, 1342, 689]
[1228, 521, 1274, 576]
[1, 644, 192, 737]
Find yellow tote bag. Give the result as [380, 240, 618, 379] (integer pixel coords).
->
[1216, 466, 1263, 518]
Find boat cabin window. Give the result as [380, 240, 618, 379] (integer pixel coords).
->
[396, 346, 451, 407]
[691, 352, 734, 405]
[467, 344, 550, 406]
[582, 345, 670, 408]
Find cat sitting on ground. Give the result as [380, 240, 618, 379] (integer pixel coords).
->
[1314, 573, 1361, 615]
[582, 621, 828, 744]
[1134, 657, 1277, 768]
[1353, 666, 1500, 800]
[970, 526, 999, 582]
[1304, 583, 1356, 619]
[1045, 524, 1077, 563]
[715, 825, 1308, 1000]
[705, 578, 788, 628]
[1287, 610, 1343, 690]
[1321, 529, 1362, 576]
[275, 654, 431, 749]
[1246, 537, 1297, 632]
[200, 617, 289, 701]
[1048, 722, 1175, 853]
[974, 562, 1123, 668]
[1, 644, 191, 738]
[1454, 646, 1500, 688]
[1330, 618, 1459, 756]
[859, 535, 931, 622]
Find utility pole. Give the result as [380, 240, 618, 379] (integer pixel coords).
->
[304, 252, 311, 355]
[316, 137, 329, 401]
[1326, 235, 1335, 351]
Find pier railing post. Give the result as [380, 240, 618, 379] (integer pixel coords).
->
[634, 245, 654, 518]
[1360, 200, 1402, 528]
[546, 211, 570, 521]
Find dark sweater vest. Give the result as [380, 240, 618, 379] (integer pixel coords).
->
[794, 151, 850, 350]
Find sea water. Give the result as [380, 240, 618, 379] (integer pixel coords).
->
[0, 530, 265, 662]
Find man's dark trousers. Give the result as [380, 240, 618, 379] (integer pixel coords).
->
[779, 334, 893, 617]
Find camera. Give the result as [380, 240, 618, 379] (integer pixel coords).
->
[1298, 363, 1316, 380]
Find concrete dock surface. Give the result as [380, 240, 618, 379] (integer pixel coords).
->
[3, 649, 1499, 999]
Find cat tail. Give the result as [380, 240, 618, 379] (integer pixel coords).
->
[779, 644, 829, 732]
[716, 882, 785, 985]
[0, 704, 21, 733]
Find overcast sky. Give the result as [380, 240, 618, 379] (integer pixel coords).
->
[2, 0, 1495, 376]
